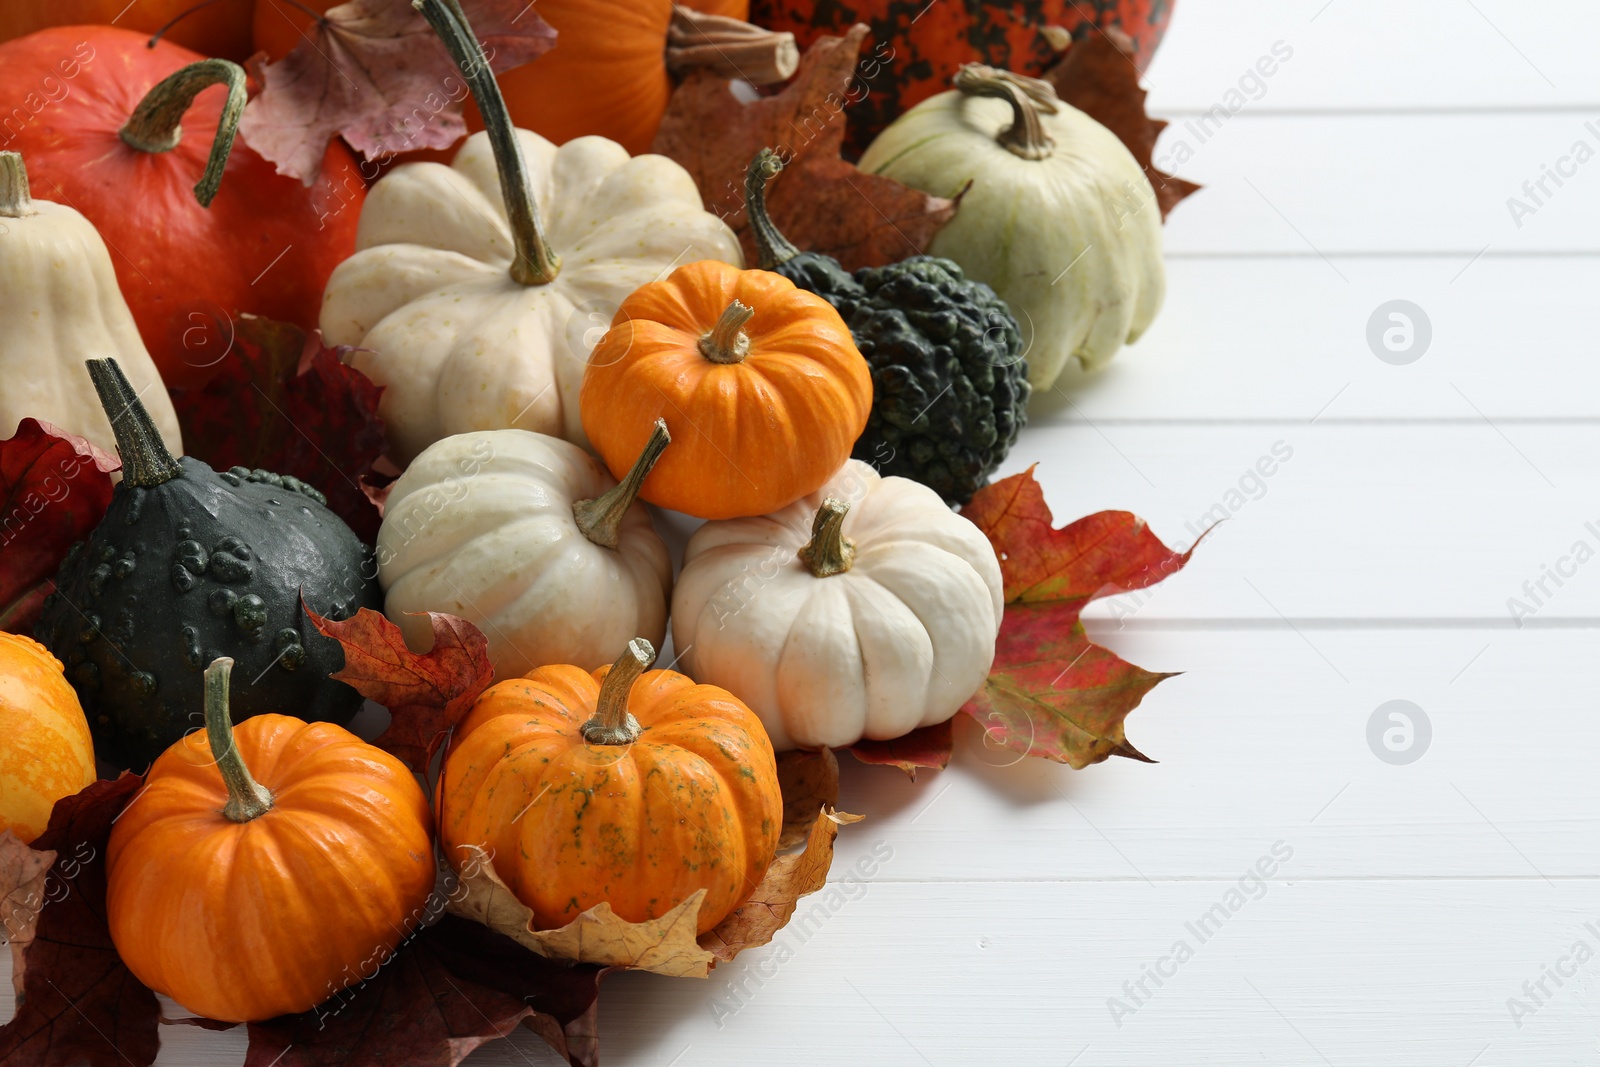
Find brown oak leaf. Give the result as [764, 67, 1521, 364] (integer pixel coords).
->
[847, 720, 954, 780]
[169, 316, 388, 543]
[959, 466, 1197, 767]
[1045, 25, 1200, 220]
[304, 605, 494, 771]
[0, 420, 119, 635]
[0, 774, 159, 1067]
[652, 23, 957, 270]
[239, 0, 558, 184]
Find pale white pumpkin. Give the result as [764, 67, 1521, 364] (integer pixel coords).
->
[0, 152, 181, 456]
[672, 459, 1003, 751]
[859, 65, 1165, 387]
[320, 59, 741, 466]
[377, 421, 672, 679]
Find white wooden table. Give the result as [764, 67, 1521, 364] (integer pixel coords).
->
[9, 0, 1600, 1061]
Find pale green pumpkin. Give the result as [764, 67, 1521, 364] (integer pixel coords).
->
[858, 65, 1165, 388]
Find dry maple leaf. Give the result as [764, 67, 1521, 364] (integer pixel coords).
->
[304, 605, 494, 771]
[958, 467, 1197, 768]
[776, 748, 840, 849]
[1045, 25, 1200, 220]
[0, 830, 55, 997]
[239, 0, 558, 184]
[0, 420, 119, 635]
[0, 774, 159, 1067]
[652, 23, 957, 270]
[847, 720, 955, 780]
[170, 316, 387, 543]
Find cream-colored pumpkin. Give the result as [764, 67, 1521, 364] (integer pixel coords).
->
[377, 422, 672, 679]
[858, 65, 1165, 387]
[0, 151, 181, 457]
[318, 15, 741, 467]
[672, 459, 1003, 751]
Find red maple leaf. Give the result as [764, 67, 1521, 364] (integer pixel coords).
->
[0, 420, 119, 634]
[958, 467, 1198, 767]
[0, 774, 158, 1067]
[169, 315, 388, 543]
[304, 605, 494, 771]
[847, 721, 954, 780]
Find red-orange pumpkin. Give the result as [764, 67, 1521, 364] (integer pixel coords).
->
[0, 0, 255, 61]
[438, 639, 782, 935]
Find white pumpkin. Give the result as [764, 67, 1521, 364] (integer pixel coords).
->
[319, 4, 741, 466]
[858, 64, 1165, 387]
[377, 421, 673, 679]
[0, 151, 181, 457]
[672, 459, 1003, 751]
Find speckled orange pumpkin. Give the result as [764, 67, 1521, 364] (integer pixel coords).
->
[0, 632, 95, 843]
[438, 638, 781, 934]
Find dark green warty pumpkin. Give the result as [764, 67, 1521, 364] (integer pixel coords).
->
[746, 149, 1030, 506]
[34, 359, 381, 770]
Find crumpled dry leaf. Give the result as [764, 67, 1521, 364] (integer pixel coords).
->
[959, 466, 1197, 767]
[700, 808, 863, 962]
[847, 720, 954, 780]
[304, 605, 494, 771]
[0, 830, 55, 997]
[776, 748, 839, 849]
[653, 24, 957, 270]
[1044, 25, 1200, 220]
[0, 420, 119, 635]
[239, 0, 558, 184]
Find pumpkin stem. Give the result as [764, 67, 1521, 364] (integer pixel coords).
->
[581, 639, 656, 746]
[414, 0, 562, 287]
[574, 419, 671, 549]
[665, 5, 799, 85]
[85, 359, 183, 488]
[0, 152, 35, 218]
[204, 657, 275, 823]
[798, 497, 856, 577]
[699, 301, 755, 364]
[952, 64, 1060, 161]
[746, 148, 802, 270]
[119, 59, 247, 209]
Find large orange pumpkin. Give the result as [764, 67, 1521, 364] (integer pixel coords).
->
[0, 633, 96, 844]
[1, 0, 255, 61]
[439, 638, 782, 935]
[581, 260, 872, 520]
[106, 658, 436, 1023]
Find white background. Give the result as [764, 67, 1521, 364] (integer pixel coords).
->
[7, 0, 1600, 1062]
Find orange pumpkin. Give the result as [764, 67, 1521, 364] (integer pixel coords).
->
[2, 0, 255, 60]
[0, 633, 96, 844]
[106, 658, 436, 1023]
[439, 638, 781, 935]
[582, 260, 872, 520]
[256, 0, 782, 156]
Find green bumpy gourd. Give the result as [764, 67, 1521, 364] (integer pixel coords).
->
[34, 359, 381, 771]
[744, 149, 1030, 506]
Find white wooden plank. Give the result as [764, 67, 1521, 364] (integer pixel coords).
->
[1079, 255, 1600, 421]
[1145, 0, 1600, 112]
[1156, 113, 1600, 254]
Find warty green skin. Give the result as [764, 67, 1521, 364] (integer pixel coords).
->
[35, 459, 380, 771]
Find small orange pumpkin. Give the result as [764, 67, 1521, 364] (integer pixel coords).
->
[439, 638, 781, 934]
[581, 260, 872, 520]
[106, 658, 436, 1023]
[0, 633, 96, 844]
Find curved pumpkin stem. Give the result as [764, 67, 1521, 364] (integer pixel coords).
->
[85, 359, 183, 489]
[119, 59, 247, 208]
[746, 148, 802, 271]
[574, 419, 670, 549]
[952, 64, 1060, 161]
[581, 639, 655, 746]
[699, 301, 755, 364]
[798, 497, 856, 578]
[665, 5, 799, 85]
[0, 152, 35, 218]
[204, 658, 275, 823]
[415, 0, 561, 286]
